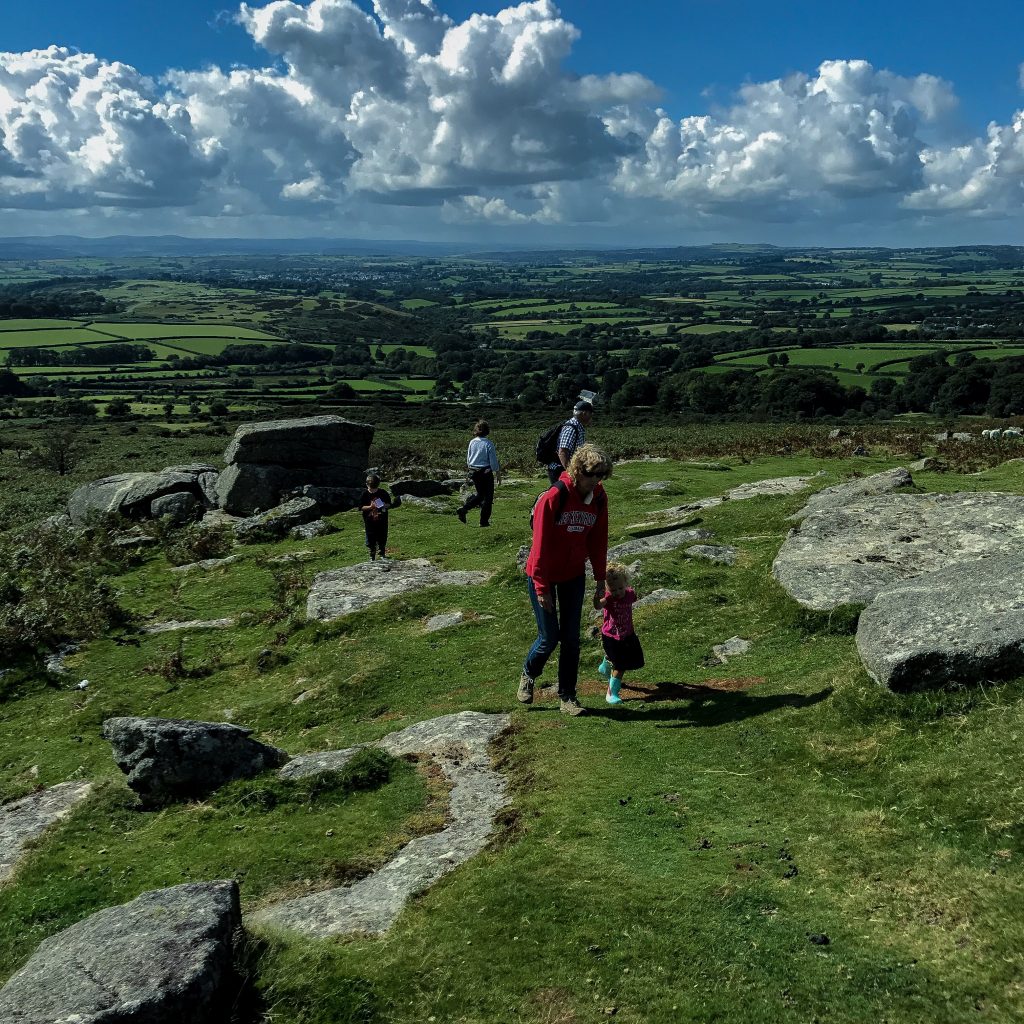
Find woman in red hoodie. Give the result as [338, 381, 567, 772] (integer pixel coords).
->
[518, 443, 612, 716]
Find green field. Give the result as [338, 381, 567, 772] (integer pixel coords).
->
[92, 322, 278, 340]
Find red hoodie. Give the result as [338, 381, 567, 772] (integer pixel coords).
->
[525, 471, 609, 596]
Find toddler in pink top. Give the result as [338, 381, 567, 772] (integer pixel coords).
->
[597, 563, 645, 705]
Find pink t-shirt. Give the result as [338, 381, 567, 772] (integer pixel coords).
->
[602, 588, 637, 639]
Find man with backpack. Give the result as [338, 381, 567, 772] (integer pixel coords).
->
[540, 400, 593, 485]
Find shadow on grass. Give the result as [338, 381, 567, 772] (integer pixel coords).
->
[534, 679, 833, 728]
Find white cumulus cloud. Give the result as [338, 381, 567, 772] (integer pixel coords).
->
[3, 3, 1024, 241]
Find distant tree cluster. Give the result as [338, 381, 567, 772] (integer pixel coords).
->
[0, 278, 123, 319]
[7, 343, 154, 367]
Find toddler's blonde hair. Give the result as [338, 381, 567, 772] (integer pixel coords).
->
[605, 562, 630, 588]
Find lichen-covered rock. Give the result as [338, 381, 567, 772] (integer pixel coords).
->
[102, 717, 288, 807]
[856, 556, 1024, 692]
[307, 559, 489, 621]
[773, 491, 1024, 611]
[0, 881, 241, 1024]
[790, 467, 914, 521]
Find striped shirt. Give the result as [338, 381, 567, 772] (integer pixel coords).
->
[467, 436, 499, 472]
[548, 417, 585, 469]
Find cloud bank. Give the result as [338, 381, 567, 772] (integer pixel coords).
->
[1, 0, 1023, 241]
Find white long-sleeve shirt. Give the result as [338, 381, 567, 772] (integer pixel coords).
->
[467, 436, 499, 472]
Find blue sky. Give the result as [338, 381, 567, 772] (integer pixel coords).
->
[2, 0, 1024, 244]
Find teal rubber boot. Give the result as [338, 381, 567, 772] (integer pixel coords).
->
[606, 677, 622, 705]
[597, 657, 612, 681]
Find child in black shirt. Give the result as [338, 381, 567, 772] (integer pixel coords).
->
[359, 474, 393, 560]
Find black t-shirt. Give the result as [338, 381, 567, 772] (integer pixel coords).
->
[359, 488, 392, 524]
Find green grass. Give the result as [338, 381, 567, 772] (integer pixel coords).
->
[91, 322, 278, 340]
[3, 435, 1024, 1022]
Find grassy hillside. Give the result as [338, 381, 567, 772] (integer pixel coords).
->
[2, 426, 1023, 1022]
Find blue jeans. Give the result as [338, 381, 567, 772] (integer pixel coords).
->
[525, 575, 586, 701]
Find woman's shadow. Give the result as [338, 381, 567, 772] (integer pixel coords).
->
[585, 679, 833, 728]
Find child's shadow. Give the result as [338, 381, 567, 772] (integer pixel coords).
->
[590, 680, 833, 728]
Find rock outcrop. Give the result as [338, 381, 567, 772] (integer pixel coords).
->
[102, 717, 288, 807]
[259, 712, 510, 937]
[216, 415, 373, 515]
[773, 491, 1024, 611]
[0, 881, 241, 1024]
[856, 556, 1024, 691]
[307, 558, 490, 621]
[67, 467, 217, 524]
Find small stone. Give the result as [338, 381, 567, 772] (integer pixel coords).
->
[808, 933, 830, 945]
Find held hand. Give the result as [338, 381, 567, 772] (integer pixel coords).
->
[539, 592, 555, 613]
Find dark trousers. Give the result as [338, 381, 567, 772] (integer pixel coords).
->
[525, 574, 585, 701]
[364, 518, 388, 558]
[462, 468, 495, 525]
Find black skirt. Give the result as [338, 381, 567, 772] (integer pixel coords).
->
[602, 632, 645, 672]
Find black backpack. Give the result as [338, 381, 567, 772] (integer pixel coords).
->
[535, 419, 579, 465]
[529, 478, 606, 529]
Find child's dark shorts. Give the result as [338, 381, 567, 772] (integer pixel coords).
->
[602, 632, 645, 671]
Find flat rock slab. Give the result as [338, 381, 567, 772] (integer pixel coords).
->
[634, 589, 688, 607]
[260, 712, 510, 938]
[170, 555, 242, 574]
[627, 474, 818, 531]
[726, 475, 815, 501]
[307, 559, 489, 621]
[856, 556, 1024, 692]
[0, 881, 240, 1024]
[103, 717, 288, 807]
[790, 467, 913, 521]
[608, 527, 715, 560]
[0, 781, 92, 883]
[687, 544, 738, 565]
[638, 480, 671, 491]
[142, 618, 236, 634]
[773, 491, 1024, 611]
